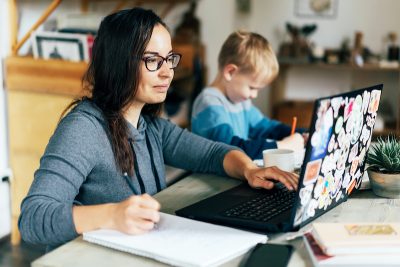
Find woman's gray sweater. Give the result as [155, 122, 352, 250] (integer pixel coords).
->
[18, 100, 235, 247]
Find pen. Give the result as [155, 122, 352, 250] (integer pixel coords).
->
[291, 116, 297, 135]
[124, 172, 159, 230]
[123, 172, 139, 195]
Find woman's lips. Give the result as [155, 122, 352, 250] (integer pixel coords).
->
[154, 84, 169, 92]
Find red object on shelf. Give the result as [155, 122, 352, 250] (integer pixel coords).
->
[87, 34, 95, 59]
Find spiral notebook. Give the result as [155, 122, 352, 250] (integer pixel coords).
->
[83, 212, 267, 267]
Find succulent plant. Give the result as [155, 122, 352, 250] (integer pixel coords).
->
[367, 136, 400, 174]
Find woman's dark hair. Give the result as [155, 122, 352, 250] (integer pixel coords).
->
[69, 8, 167, 176]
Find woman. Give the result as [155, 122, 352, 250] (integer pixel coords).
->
[18, 7, 298, 248]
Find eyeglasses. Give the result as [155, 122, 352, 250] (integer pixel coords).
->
[142, 53, 182, 72]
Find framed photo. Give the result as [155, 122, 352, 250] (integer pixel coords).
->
[295, 0, 338, 19]
[32, 31, 89, 62]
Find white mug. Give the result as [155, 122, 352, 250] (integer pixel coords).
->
[263, 149, 295, 173]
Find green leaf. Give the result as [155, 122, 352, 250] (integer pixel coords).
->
[366, 135, 400, 173]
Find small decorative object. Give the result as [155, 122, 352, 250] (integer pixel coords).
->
[324, 49, 340, 64]
[350, 31, 373, 66]
[351, 31, 364, 66]
[387, 32, 400, 61]
[338, 38, 351, 63]
[310, 45, 325, 62]
[32, 31, 89, 62]
[295, 0, 338, 19]
[367, 136, 400, 198]
[278, 22, 317, 62]
[236, 0, 251, 13]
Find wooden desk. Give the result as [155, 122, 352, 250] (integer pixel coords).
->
[32, 173, 400, 267]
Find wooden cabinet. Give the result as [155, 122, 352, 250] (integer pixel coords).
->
[6, 56, 83, 247]
[8, 91, 74, 245]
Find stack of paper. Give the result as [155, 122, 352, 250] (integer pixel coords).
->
[83, 212, 268, 267]
[304, 223, 400, 266]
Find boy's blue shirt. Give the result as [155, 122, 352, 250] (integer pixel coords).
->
[191, 87, 292, 159]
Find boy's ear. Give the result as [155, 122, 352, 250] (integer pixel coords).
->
[223, 64, 239, 81]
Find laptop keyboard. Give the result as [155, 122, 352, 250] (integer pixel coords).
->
[222, 186, 296, 222]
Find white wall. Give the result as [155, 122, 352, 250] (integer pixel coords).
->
[0, 0, 11, 239]
[1, 0, 10, 170]
[197, 0, 236, 85]
[0, 86, 11, 239]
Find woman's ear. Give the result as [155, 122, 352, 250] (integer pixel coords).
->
[222, 64, 239, 81]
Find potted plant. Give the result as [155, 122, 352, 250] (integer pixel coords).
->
[366, 136, 400, 198]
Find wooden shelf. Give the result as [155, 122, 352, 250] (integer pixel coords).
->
[279, 62, 400, 72]
[5, 56, 87, 96]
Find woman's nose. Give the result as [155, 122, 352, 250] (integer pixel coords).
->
[158, 61, 173, 78]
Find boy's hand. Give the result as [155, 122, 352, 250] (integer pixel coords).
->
[276, 133, 304, 151]
[302, 132, 309, 144]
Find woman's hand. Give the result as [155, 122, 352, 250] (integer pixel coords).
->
[72, 194, 160, 235]
[111, 194, 161, 235]
[244, 165, 299, 191]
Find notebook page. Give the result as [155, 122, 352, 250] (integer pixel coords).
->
[83, 212, 268, 267]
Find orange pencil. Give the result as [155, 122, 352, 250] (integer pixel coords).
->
[291, 116, 297, 135]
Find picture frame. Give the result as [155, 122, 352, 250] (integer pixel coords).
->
[32, 31, 89, 62]
[295, 0, 338, 19]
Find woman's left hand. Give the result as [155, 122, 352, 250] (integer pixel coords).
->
[243, 165, 299, 191]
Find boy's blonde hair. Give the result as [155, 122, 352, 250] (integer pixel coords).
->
[218, 31, 279, 81]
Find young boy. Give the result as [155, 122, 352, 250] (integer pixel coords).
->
[191, 31, 304, 160]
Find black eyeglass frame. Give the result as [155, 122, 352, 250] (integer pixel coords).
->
[141, 53, 182, 72]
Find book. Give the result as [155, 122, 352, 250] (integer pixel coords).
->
[311, 223, 400, 256]
[83, 212, 267, 267]
[303, 232, 400, 267]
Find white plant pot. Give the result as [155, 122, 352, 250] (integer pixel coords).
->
[367, 170, 400, 198]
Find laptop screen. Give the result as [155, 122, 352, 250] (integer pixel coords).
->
[291, 84, 383, 228]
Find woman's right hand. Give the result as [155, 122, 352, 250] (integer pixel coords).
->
[111, 194, 161, 235]
[276, 133, 304, 151]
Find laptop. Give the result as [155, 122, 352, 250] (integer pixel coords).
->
[176, 84, 383, 232]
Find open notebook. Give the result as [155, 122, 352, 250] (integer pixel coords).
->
[83, 212, 267, 267]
